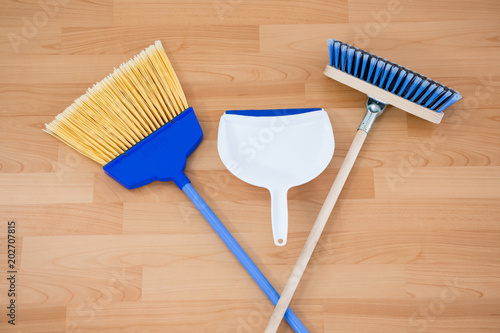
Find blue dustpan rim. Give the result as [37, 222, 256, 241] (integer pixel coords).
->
[225, 108, 323, 117]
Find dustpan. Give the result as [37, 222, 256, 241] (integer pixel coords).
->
[218, 108, 334, 246]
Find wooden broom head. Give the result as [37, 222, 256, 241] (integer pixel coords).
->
[44, 41, 188, 165]
[324, 39, 462, 124]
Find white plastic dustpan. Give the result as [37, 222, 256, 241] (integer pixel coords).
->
[217, 108, 334, 246]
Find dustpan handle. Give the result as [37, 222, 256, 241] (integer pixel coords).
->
[182, 182, 309, 333]
[270, 189, 289, 246]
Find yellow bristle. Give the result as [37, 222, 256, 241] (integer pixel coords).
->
[44, 41, 188, 166]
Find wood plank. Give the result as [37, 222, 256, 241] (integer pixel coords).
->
[143, 263, 405, 301]
[0, 0, 113, 28]
[114, 0, 348, 25]
[288, 230, 500, 266]
[336, 199, 500, 231]
[0, 306, 67, 333]
[374, 167, 500, 199]
[0, 84, 93, 116]
[17, 268, 141, 306]
[65, 300, 323, 333]
[405, 263, 500, 298]
[0, 141, 58, 173]
[1, 203, 123, 236]
[0, 173, 94, 204]
[324, 298, 500, 333]
[19, 234, 281, 270]
[348, 0, 500, 23]
[60, 26, 259, 55]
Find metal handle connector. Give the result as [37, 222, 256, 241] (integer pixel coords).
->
[358, 96, 388, 133]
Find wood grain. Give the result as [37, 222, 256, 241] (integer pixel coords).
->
[1, 0, 499, 332]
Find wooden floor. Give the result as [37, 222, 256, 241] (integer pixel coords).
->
[1, 0, 500, 332]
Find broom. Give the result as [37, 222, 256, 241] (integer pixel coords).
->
[44, 41, 309, 333]
[264, 39, 462, 332]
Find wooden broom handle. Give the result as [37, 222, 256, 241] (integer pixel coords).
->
[265, 129, 368, 333]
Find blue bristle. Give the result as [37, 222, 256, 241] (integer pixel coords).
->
[378, 64, 392, 88]
[423, 86, 444, 108]
[367, 57, 378, 82]
[341, 44, 347, 72]
[328, 39, 334, 66]
[391, 69, 406, 93]
[372, 60, 385, 86]
[417, 83, 437, 104]
[430, 91, 452, 110]
[334, 42, 340, 69]
[398, 72, 414, 96]
[353, 50, 362, 77]
[404, 76, 422, 99]
[384, 67, 399, 90]
[437, 93, 462, 112]
[346, 48, 355, 74]
[360, 54, 369, 80]
[327, 39, 462, 112]
[411, 80, 430, 102]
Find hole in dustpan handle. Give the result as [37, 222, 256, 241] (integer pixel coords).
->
[270, 188, 288, 246]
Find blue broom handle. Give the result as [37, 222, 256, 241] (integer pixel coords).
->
[182, 183, 308, 333]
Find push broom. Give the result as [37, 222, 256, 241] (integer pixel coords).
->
[44, 41, 309, 333]
[265, 39, 462, 332]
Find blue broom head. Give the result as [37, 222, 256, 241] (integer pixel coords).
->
[104, 107, 203, 189]
[327, 39, 462, 112]
[45, 41, 201, 190]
